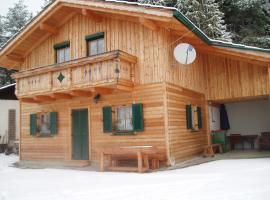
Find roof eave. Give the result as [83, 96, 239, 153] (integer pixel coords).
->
[172, 11, 270, 54]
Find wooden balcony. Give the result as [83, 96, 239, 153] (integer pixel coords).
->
[13, 50, 137, 103]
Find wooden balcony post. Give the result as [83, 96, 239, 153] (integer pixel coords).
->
[15, 79, 19, 96]
[114, 58, 121, 81]
[68, 68, 72, 89]
[131, 63, 135, 83]
[49, 71, 53, 92]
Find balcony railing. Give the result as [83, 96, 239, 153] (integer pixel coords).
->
[13, 50, 137, 101]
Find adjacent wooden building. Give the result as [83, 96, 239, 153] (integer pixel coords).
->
[0, 0, 269, 166]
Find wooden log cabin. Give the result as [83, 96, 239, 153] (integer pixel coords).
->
[0, 0, 269, 167]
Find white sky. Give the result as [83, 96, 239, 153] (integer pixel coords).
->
[0, 0, 45, 16]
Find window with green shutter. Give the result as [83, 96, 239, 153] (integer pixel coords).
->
[186, 105, 193, 130]
[50, 112, 58, 135]
[102, 103, 144, 135]
[30, 112, 58, 137]
[103, 106, 112, 133]
[197, 107, 202, 129]
[30, 114, 37, 135]
[132, 103, 144, 132]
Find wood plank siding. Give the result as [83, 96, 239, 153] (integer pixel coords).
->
[20, 13, 268, 100]
[20, 14, 170, 85]
[20, 83, 167, 162]
[204, 54, 270, 101]
[164, 83, 207, 163]
[15, 9, 268, 165]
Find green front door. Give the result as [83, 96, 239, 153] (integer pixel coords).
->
[72, 109, 89, 160]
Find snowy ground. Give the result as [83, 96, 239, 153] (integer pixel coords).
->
[0, 154, 270, 200]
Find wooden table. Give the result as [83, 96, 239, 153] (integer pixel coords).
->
[228, 135, 258, 150]
[95, 146, 160, 173]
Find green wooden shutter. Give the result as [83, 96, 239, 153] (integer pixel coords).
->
[132, 103, 144, 132]
[186, 105, 193, 129]
[50, 112, 58, 135]
[103, 106, 112, 133]
[197, 107, 202, 129]
[30, 114, 37, 135]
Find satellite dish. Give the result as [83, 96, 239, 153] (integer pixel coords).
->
[173, 43, 196, 65]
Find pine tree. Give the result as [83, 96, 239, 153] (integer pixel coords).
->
[139, 0, 231, 41]
[0, 16, 6, 47]
[42, 0, 54, 9]
[138, 0, 178, 7]
[3, 0, 32, 40]
[201, 0, 231, 41]
[221, 0, 270, 48]
[0, 67, 16, 87]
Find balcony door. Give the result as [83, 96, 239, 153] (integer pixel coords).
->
[72, 109, 89, 160]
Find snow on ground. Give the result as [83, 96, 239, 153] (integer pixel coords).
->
[0, 154, 270, 200]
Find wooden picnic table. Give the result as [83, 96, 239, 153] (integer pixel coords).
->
[95, 146, 161, 173]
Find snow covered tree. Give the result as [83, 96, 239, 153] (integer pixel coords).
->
[42, 0, 54, 9]
[3, 0, 32, 39]
[0, 16, 6, 47]
[200, 0, 231, 41]
[138, 0, 178, 7]
[220, 0, 270, 48]
[0, 67, 16, 87]
[139, 0, 231, 41]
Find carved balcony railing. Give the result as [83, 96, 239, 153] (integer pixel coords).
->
[12, 50, 137, 102]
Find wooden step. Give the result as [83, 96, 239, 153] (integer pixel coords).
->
[64, 160, 90, 167]
[107, 166, 148, 172]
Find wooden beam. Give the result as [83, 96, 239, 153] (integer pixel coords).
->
[39, 23, 58, 34]
[6, 54, 24, 63]
[94, 87, 113, 95]
[82, 9, 103, 23]
[62, 2, 173, 22]
[115, 84, 133, 92]
[20, 97, 40, 103]
[34, 95, 55, 102]
[23, 12, 76, 57]
[52, 93, 72, 99]
[139, 17, 159, 31]
[70, 90, 93, 97]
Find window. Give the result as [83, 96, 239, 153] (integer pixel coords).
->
[54, 41, 70, 63]
[116, 106, 133, 132]
[86, 32, 105, 56]
[186, 105, 202, 131]
[30, 112, 57, 136]
[102, 104, 144, 134]
[38, 113, 51, 136]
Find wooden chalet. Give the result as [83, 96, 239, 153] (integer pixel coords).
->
[0, 0, 269, 169]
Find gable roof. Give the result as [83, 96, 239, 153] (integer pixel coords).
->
[0, 0, 269, 69]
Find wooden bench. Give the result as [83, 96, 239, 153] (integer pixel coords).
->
[203, 144, 223, 157]
[111, 153, 166, 170]
[95, 146, 166, 173]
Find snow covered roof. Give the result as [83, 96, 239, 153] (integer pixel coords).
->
[0, 83, 16, 91]
[0, 83, 17, 100]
